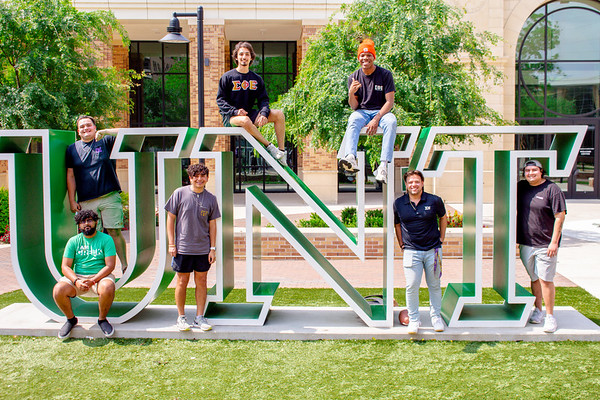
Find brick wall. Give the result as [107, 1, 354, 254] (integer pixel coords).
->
[232, 229, 495, 260]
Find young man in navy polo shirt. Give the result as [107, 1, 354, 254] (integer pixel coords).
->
[394, 170, 447, 334]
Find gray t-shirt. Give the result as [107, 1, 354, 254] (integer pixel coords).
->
[164, 186, 221, 255]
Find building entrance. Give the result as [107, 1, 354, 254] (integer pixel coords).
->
[515, 1, 600, 199]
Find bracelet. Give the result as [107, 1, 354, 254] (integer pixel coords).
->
[210, 247, 216, 251]
[73, 278, 80, 285]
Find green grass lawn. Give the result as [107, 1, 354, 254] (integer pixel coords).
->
[1, 287, 599, 399]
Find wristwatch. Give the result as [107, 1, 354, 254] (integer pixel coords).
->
[210, 246, 216, 251]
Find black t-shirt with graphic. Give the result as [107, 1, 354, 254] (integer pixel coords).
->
[517, 179, 567, 247]
[65, 136, 121, 202]
[217, 69, 270, 117]
[348, 66, 395, 110]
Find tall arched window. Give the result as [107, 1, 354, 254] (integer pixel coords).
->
[516, 1, 600, 198]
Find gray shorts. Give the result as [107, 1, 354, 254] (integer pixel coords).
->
[519, 244, 557, 282]
[79, 191, 124, 231]
[59, 274, 116, 297]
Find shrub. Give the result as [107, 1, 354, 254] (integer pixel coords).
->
[341, 206, 357, 227]
[297, 213, 327, 228]
[365, 209, 383, 227]
[0, 224, 9, 244]
[120, 191, 129, 231]
[447, 210, 463, 228]
[0, 188, 9, 236]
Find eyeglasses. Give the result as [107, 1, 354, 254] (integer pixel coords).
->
[80, 218, 95, 224]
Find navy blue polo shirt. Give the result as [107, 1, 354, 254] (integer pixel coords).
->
[393, 192, 446, 251]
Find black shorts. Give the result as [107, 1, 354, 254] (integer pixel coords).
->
[172, 254, 211, 273]
[222, 109, 262, 127]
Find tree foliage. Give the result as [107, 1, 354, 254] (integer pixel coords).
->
[0, 0, 135, 130]
[273, 0, 507, 164]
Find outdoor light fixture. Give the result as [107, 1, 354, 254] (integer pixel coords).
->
[160, 14, 190, 43]
[159, 6, 204, 127]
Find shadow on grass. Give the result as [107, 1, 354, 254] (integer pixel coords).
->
[463, 341, 497, 353]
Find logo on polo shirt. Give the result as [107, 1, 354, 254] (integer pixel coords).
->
[424, 206, 431, 210]
[375, 85, 383, 91]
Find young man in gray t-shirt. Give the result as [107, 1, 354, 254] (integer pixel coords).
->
[165, 163, 221, 332]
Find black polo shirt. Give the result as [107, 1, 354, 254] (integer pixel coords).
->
[393, 192, 446, 251]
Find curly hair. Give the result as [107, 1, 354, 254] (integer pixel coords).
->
[187, 163, 209, 177]
[74, 209, 99, 225]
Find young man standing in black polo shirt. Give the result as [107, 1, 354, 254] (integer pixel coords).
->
[394, 170, 447, 334]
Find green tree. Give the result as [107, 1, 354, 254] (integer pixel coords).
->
[0, 0, 135, 130]
[272, 0, 506, 165]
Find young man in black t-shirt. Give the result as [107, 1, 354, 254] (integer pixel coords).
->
[216, 42, 287, 165]
[66, 116, 127, 273]
[337, 39, 397, 184]
[517, 159, 566, 333]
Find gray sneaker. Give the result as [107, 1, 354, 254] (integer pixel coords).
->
[339, 154, 359, 173]
[176, 315, 191, 332]
[529, 307, 544, 324]
[193, 316, 213, 331]
[58, 317, 78, 340]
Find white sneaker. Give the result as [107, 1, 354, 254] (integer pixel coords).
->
[529, 307, 544, 324]
[375, 163, 388, 184]
[176, 315, 191, 332]
[543, 314, 558, 333]
[338, 154, 359, 173]
[279, 150, 288, 166]
[407, 320, 420, 334]
[267, 143, 286, 164]
[432, 316, 445, 332]
[193, 315, 213, 331]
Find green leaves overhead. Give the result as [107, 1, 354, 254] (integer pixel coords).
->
[274, 0, 506, 163]
[0, 0, 136, 129]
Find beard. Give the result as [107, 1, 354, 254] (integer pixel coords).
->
[82, 225, 96, 236]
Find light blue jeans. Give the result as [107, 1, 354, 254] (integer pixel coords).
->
[338, 109, 397, 162]
[403, 248, 443, 323]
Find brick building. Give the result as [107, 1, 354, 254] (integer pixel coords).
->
[2, 0, 599, 200]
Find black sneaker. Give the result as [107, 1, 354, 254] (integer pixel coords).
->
[98, 319, 114, 337]
[58, 317, 78, 339]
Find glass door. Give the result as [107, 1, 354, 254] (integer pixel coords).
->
[550, 118, 599, 199]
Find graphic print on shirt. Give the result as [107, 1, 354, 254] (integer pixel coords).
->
[232, 80, 258, 91]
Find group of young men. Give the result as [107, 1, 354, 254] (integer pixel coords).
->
[52, 40, 566, 338]
[54, 116, 221, 338]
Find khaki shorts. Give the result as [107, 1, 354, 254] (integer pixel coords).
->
[59, 274, 115, 297]
[519, 244, 557, 282]
[79, 191, 124, 231]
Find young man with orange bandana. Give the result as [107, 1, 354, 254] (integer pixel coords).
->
[338, 39, 397, 184]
